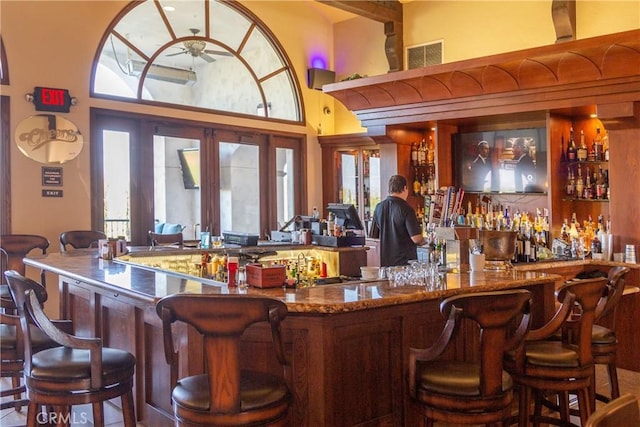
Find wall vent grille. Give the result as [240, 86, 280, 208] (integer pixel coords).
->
[407, 41, 443, 69]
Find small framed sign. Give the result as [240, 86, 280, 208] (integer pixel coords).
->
[42, 189, 63, 197]
[42, 166, 63, 186]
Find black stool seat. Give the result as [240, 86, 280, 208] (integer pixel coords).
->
[0, 323, 60, 351]
[173, 371, 289, 412]
[30, 347, 135, 384]
[591, 325, 616, 344]
[417, 360, 513, 397]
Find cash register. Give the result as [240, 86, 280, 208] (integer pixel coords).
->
[312, 203, 365, 247]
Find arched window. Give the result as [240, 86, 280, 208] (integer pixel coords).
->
[92, 0, 303, 122]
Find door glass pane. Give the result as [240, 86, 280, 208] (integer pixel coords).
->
[363, 150, 381, 222]
[338, 151, 358, 207]
[219, 142, 260, 234]
[276, 147, 295, 227]
[103, 130, 131, 240]
[153, 136, 201, 241]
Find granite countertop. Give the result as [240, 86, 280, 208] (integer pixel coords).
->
[24, 250, 564, 314]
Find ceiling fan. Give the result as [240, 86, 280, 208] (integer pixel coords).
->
[167, 28, 233, 63]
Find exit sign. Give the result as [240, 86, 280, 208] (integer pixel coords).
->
[32, 86, 73, 113]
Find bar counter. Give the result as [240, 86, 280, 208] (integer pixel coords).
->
[19, 250, 580, 426]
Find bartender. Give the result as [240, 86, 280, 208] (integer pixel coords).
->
[371, 175, 426, 266]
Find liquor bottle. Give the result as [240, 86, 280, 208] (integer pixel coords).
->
[411, 142, 418, 167]
[603, 129, 610, 161]
[565, 166, 575, 197]
[418, 138, 427, 166]
[560, 135, 566, 162]
[561, 219, 570, 241]
[577, 129, 588, 162]
[595, 166, 605, 199]
[413, 169, 421, 196]
[567, 128, 577, 162]
[583, 167, 593, 199]
[427, 136, 435, 165]
[575, 164, 584, 199]
[593, 127, 604, 161]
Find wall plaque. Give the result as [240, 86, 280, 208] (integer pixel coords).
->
[15, 114, 83, 164]
[42, 189, 63, 198]
[42, 166, 63, 186]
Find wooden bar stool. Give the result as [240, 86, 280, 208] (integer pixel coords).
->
[156, 293, 291, 427]
[585, 393, 640, 427]
[59, 230, 106, 252]
[1, 270, 72, 411]
[7, 271, 136, 427]
[505, 277, 608, 427]
[0, 234, 50, 312]
[408, 289, 532, 427]
[591, 266, 630, 403]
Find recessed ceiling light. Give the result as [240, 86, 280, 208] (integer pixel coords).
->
[163, 6, 175, 12]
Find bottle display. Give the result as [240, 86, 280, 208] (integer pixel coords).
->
[577, 129, 588, 162]
[566, 128, 577, 162]
[593, 127, 603, 161]
[411, 143, 418, 167]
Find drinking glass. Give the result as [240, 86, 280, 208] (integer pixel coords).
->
[237, 266, 248, 292]
[212, 236, 222, 248]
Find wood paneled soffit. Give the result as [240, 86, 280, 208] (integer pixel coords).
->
[323, 30, 640, 125]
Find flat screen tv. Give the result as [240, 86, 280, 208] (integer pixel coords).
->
[177, 148, 200, 190]
[453, 127, 547, 194]
[327, 203, 364, 230]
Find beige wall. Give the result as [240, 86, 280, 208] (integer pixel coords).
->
[332, 0, 640, 134]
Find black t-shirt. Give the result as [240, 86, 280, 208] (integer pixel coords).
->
[372, 196, 422, 266]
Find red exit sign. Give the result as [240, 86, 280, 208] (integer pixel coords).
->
[32, 86, 73, 113]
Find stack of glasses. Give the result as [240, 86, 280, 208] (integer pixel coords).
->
[625, 244, 637, 264]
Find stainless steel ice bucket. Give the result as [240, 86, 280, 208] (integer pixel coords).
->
[478, 230, 517, 261]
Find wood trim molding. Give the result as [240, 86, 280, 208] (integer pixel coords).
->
[1, 96, 9, 234]
[324, 30, 640, 127]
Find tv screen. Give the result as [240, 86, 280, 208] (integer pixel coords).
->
[177, 148, 200, 190]
[327, 203, 364, 230]
[453, 127, 547, 194]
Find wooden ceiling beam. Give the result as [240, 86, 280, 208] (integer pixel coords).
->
[317, 0, 404, 72]
[316, 0, 403, 23]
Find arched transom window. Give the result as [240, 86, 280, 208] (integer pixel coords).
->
[93, 0, 302, 122]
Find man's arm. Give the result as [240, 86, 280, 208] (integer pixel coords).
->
[411, 234, 427, 246]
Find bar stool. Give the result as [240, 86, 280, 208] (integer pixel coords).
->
[505, 277, 608, 427]
[585, 393, 640, 427]
[0, 234, 50, 311]
[7, 271, 136, 427]
[408, 289, 532, 426]
[590, 266, 629, 403]
[156, 293, 291, 427]
[59, 230, 106, 252]
[1, 270, 72, 411]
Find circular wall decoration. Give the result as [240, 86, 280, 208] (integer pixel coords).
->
[15, 114, 83, 164]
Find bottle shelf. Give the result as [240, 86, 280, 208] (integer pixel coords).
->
[562, 198, 609, 203]
[561, 160, 609, 165]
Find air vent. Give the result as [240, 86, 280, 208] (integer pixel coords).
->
[407, 41, 443, 69]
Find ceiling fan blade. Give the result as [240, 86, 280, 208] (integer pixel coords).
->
[199, 53, 216, 63]
[166, 51, 187, 57]
[204, 49, 233, 57]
